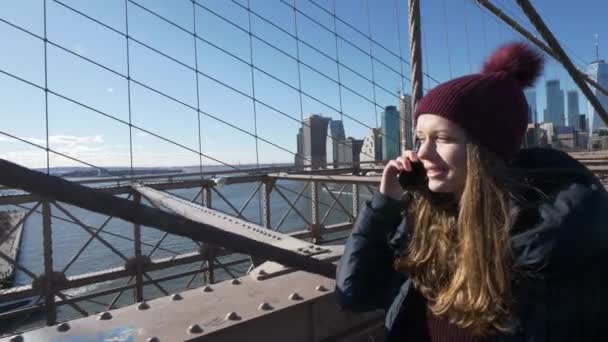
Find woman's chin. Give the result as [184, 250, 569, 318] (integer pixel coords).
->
[427, 179, 456, 193]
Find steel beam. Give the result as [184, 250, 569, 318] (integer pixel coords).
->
[0, 160, 337, 279]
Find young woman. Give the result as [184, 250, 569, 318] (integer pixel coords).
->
[336, 42, 608, 341]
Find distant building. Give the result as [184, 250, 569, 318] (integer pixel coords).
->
[539, 122, 555, 146]
[577, 131, 589, 150]
[337, 137, 364, 167]
[589, 130, 608, 150]
[359, 128, 383, 165]
[567, 90, 580, 128]
[523, 123, 540, 147]
[295, 127, 304, 167]
[399, 93, 413, 150]
[586, 60, 608, 133]
[545, 80, 565, 127]
[381, 106, 400, 161]
[325, 120, 345, 168]
[524, 89, 537, 123]
[302, 114, 331, 169]
[554, 126, 577, 150]
[579, 114, 588, 132]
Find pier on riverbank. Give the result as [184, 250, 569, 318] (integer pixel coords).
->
[0, 211, 25, 289]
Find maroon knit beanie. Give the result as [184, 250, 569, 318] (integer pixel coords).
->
[414, 42, 544, 161]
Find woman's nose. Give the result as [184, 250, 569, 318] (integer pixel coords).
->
[416, 139, 431, 159]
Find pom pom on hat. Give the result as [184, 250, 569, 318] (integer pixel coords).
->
[481, 42, 544, 88]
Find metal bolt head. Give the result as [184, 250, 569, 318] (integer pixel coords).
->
[57, 322, 70, 332]
[231, 278, 241, 285]
[289, 292, 303, 301]
[146, 337, 160, 342]
[225, 312, 241, 321]
[202, 285, 213, 292]
[188, 324, 203, 334]
[9, 335, 23, 342]
[258, 269, 268, 276]
[98, 311, 112, 320]
[137, 302, 150, 311]
[258, 302, 273, 311]
[171, 293, 183, 301]
[314, 246, 323, 251]
[315, 285, 328, 292]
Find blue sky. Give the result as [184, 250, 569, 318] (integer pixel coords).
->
[0, 0, 607, 169]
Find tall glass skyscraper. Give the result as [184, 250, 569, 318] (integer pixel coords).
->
[326, 119, 345, 168]
[545, 79, 565, 127]
[381, 106, 400, 161]
[566, 90, 580, 128]
[586, 60, 608, 132]
[524, 89, 537, 123]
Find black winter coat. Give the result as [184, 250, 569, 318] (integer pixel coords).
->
[335, 148, 608, 341]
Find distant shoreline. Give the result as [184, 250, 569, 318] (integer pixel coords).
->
[35, 163, 293, 179]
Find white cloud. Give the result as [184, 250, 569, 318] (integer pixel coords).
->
[106, 88, 114, 93]
[0, 136, 17, 143]
[136, 132, 149, 137]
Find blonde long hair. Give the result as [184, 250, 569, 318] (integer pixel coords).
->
[395, 143, 516, 336]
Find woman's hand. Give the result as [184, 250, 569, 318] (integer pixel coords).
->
[379, 150, 420, 200]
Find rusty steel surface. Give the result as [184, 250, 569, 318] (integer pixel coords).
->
[5, 261, 383, 342]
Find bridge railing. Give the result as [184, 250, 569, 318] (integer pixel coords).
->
[0, 167, 377, 336]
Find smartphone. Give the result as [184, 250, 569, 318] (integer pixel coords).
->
[398, 160, 427, 191]
[397, 139, 427, 191]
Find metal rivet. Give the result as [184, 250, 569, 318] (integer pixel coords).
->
[258, 269, 268, 276]
[315, 285, 328, 292]
[314, 246, 323, 251]
[188, 324, 203, 334]
[137, 302, 150, 311]
[147, 337, 160, 342]
[225, 312, 241, 321]
[231, 278, 241, 285]
[171, 293, 183, 301]
[57, 322, 70, 332]
[98, 311, 112, 320]
[258, 302, 273, 311]
[202, 285, 213, 292]
[289, 292, 303, 301]
[9, 336, 24, 342]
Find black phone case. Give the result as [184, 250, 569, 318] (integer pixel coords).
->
[398, 161, 427, 191]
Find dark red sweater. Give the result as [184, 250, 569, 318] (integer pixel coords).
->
[425, 306, 485, 342]
[396, 289, 487, 342]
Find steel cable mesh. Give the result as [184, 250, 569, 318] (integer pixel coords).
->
[0, 0, 436, 333]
